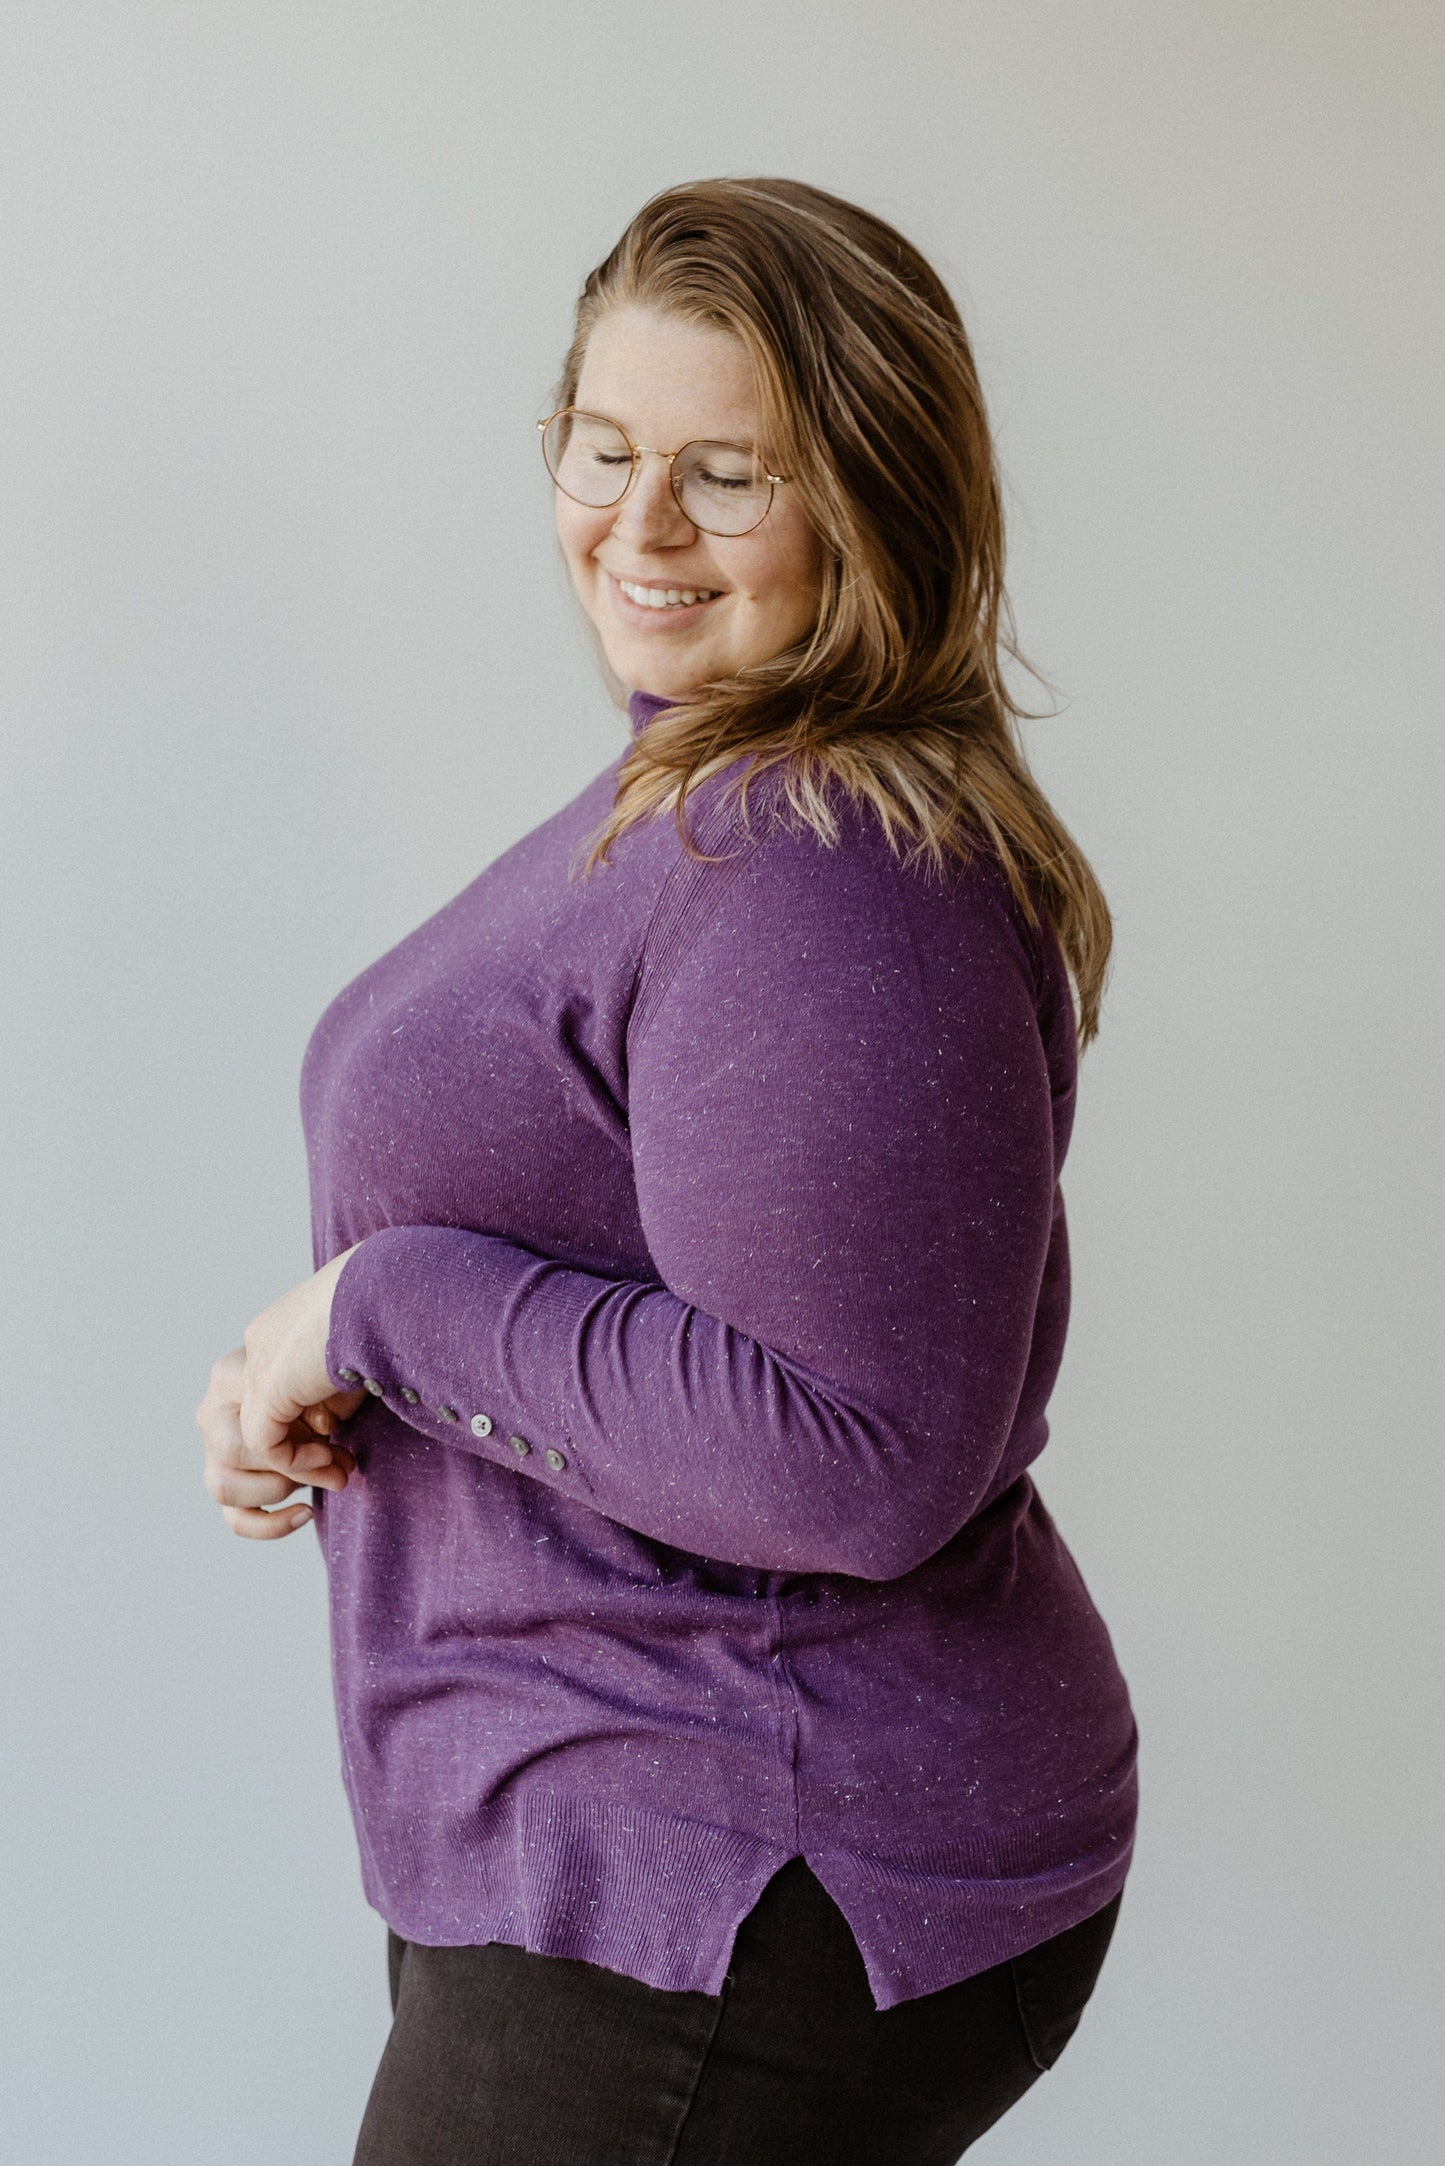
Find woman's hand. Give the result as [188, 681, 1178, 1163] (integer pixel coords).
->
[235, 1245, 362, 1460]
[197, 1346, 358, 1538]
[197, 1248, 365, 1540]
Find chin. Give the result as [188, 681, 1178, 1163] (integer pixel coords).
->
[605, 643, 716, 700]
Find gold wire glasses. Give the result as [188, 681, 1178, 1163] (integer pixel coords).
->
[538, 408, 789, 537]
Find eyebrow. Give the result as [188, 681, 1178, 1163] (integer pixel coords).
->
[583, 411, 760, 453]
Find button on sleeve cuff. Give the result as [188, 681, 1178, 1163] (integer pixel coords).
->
[324, 1227, 593, 1496]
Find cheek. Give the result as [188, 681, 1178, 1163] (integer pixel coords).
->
[762, 519, 818, 615]
[747, 526, 824, 630]
[555, 502, 607, 593]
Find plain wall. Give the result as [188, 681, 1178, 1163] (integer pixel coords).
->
[2, 4, 1441, 2160]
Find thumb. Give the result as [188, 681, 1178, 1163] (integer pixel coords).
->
[300, 1387, 365, 1436]
[238, 1374, 303, 1462]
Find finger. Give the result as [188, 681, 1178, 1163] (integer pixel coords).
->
[222, 1501, 314, 1541]
[288, 1432, 340, 1467]
[293, 1391, 364, 1440]
[238, 1391, 298, 1461]
[270, 1438, 355, 1488]
[196, 1347, 246, 1427]
[298, 1455, 352, 1493]
[206, 1463, 301, 1509]
[200, 1392, 251, 1470]
[203, 1419, 350, 1498]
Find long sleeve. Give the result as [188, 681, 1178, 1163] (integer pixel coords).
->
[303, 745, 1137, 2004]
[325, 808, 1067, 1582]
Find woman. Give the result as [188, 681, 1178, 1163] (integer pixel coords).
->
[197, 177, 1138, 2164]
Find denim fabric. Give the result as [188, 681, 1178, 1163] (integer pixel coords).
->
[353, 1859, 1122, 2165]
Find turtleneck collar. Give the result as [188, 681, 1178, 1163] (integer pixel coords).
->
[627, 689, 676, 739]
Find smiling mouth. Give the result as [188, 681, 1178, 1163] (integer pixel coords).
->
[614, 576, 723, 611]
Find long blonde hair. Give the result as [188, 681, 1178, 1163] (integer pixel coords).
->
[559, 177, 1112, 1045]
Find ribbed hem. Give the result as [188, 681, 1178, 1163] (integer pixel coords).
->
[808, 1825, 1136, 2008]
[362, 1793, 792, 1999]
[353, 1790, 1135, 2011]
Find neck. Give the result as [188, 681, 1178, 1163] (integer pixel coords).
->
[627, 689, 678, 738]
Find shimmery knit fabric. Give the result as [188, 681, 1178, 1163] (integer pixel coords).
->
[301, 690, 1138, 2011]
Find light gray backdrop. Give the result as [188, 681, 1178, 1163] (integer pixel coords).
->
[2, 4, 1440, 2161]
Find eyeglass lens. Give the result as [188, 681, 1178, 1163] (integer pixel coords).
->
[541, 411, 774, 536]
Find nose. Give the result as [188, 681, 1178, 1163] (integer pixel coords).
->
[609, 450, 696, 549]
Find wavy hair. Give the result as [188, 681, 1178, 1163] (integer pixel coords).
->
[556, 177, 1112, 1044]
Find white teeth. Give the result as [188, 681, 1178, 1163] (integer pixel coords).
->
[618, 578, 718, 609]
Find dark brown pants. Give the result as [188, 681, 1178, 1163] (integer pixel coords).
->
[354, 1860, 1122, 2165]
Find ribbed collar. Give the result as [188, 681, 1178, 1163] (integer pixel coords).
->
[627, 689, 675, 739]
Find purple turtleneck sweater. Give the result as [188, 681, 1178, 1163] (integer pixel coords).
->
[301, 689, 1137, 2009]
